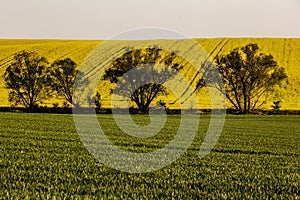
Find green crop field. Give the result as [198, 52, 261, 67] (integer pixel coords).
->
[0, 113, 299, 199]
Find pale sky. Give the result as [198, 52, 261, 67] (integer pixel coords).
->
[0, 0, 299, 39]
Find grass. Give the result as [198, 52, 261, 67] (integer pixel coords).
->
[0, 113, 299, 199]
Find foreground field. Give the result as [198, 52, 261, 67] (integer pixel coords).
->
[0, 113, 299, 199]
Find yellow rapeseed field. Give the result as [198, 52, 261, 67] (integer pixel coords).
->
[0, 38, 299, 110]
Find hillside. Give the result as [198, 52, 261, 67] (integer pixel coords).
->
[0, 38, 299, 110]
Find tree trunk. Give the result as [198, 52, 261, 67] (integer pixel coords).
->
[28, 102, 35, 112]
[138, 104, 150, 114]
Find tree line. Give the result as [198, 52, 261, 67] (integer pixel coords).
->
[4, 50, 101, 111]
[3, 43, 287, 114]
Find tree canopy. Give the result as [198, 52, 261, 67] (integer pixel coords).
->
[48, 58, 88, 107]
[212, 43, 287, 113]
[102, 46, 183, 113]
[4, 50, 51, 111]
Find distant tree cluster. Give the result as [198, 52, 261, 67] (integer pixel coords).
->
[3, 50, 100, 111]
[4, 43, 288, 114]
[102, 44, 287, 114]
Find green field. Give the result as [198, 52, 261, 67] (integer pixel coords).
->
[0, 113, 299, 199]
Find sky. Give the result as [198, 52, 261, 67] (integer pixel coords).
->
[0, 0, 299, 39]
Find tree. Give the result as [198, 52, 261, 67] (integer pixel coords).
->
[84, 90, 102, 111]
[49, 58, 88, 107]
[271, 100, 281, 113]
[94, 91, 102, 113]
[102, 46, 182, 114]
[4, 50, 51, 111]
[211, 43, 287, 113]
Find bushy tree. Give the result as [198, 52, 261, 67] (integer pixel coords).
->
[4, 50, 51, 111]
[102, 46, 182, 114]
[49, 58, 88, 107]
[212, 43, 287, 113]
